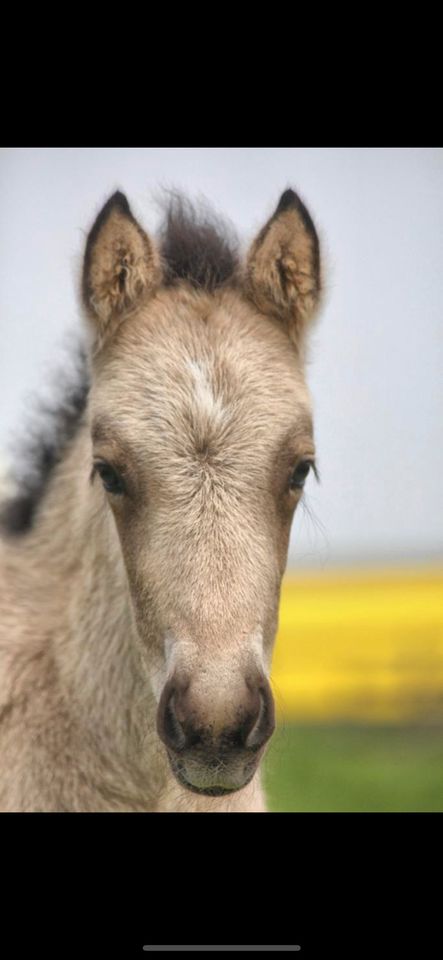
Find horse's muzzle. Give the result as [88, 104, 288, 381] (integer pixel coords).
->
[156, 672, 275, 794]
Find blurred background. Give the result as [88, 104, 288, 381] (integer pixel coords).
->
[1, 147, 442, 809]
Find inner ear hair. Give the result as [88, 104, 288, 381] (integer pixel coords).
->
[245, 188, 322, 351]
[82, 191, 162, 344]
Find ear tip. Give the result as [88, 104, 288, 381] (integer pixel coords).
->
[85, 190, 132, 250]
[276, 187, 319, 244]
[103, 190, 131, 217]
[276, 188, 299, 213]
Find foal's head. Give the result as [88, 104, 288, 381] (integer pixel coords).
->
[82, 189, 321, 797]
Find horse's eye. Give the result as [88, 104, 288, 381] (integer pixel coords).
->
[289, 459, 312, 491]
[94, 461, 125, 495]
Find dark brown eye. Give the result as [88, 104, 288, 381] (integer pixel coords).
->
[289, 459, 312, 491]
[94, 461, 125, 495]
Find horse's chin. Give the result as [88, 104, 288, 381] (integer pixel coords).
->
[176, 778, 240, 797]
[167, 754, 256, 797]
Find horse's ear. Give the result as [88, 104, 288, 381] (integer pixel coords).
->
[82, 191, 162, 345]
[244, 189, 321, 351]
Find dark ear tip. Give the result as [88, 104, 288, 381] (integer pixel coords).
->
[275, 188, 299, 214]
[85, 190, 132, 251]
[103, 190, 131, 216]
[275, 187, 319, 248]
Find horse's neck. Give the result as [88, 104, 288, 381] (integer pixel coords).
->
[14, 424, 153, 752]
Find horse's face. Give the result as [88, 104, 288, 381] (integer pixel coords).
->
[83, 190, 321, 796]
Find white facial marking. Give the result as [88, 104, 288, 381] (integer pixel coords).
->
[163, 631, 198, 676]
[249, 627, 268, 673]
[149, 631, 184, 702]
[187, 359, 227, 426]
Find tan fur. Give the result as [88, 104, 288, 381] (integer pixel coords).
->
[0, 191, 320, 811]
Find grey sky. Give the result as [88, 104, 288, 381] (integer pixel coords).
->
[0, 147, 442, 566]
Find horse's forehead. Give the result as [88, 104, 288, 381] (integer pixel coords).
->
[91, 296, 313, 477]
[101, 290, 310, 412]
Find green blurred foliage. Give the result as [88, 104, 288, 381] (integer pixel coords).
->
[264, 725, 443, 812]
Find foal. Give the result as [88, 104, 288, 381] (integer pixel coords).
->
[0, 188, 321, 811]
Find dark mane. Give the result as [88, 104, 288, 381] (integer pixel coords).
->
[0, 346, 90, 536]
[1, 192, 239, 537]
[158, 191, 240, 290]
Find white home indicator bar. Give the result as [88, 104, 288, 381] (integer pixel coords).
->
[142, 948, 301, 953]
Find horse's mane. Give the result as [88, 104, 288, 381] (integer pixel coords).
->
[0, 192, 240, 536]
[0, 346, 90, 536]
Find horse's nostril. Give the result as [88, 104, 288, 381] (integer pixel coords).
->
[245, 683, 275, 751]
[158, 675, 275, 758]
[158, 687, 187, 752]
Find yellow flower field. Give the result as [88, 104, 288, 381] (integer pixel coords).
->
[271, 565, 443, 724]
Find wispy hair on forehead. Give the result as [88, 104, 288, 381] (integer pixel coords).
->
[157, 191, 240, 291]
